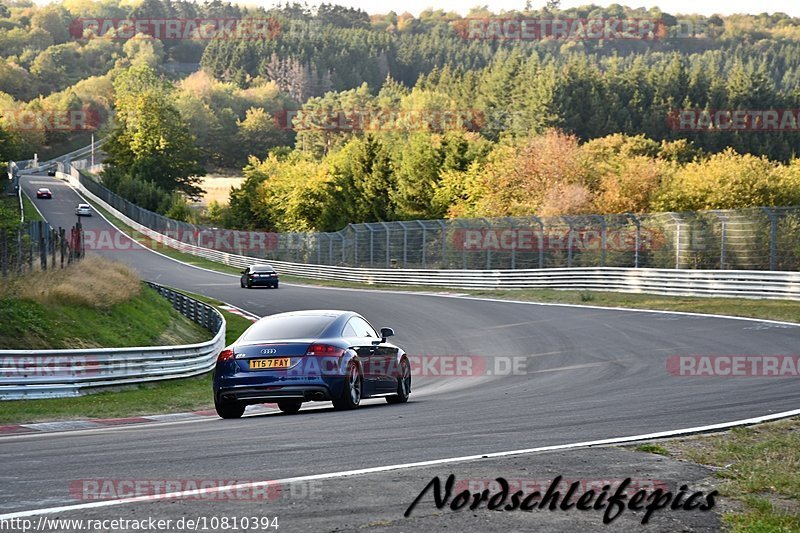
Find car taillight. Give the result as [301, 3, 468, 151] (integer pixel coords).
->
[305, 344, 345, 357]
[217, 349, 235, 362]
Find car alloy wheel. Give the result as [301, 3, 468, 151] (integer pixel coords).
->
[333, 364, 361, 410]
[386, 358, 411, 404]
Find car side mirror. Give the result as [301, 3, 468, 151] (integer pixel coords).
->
[241, 269, 248, 274]
[380, 327, 394, 341]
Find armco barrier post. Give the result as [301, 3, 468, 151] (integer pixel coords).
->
[564, 217, 576, 268]
[503, 217, 518, 269]
[666, 213, 683, 269]
[761, 207, 777, 271]
[367, 225, 375, 266]
[379, 221, 390, 268]
[437, 219, 447, 268]
[531, 216, 544, 269]
[626, 213, 641, 268]
[590, 214, 607, 267]
[416, 220, 427, 268]
[710, 210, 728, 269]
[480, 218, 491, 269]
[399, 221, 409, 268]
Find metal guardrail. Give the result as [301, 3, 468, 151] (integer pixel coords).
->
[0, 283, 226, 400]
[66, 173, 800, 300]
[74, 165, 800, 271]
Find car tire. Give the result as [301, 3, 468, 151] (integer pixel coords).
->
[386, 358, 411, 404]
[215, 396, 245, 419]
[240, 279, 245, 288]
[332, 364, 362, 410]
[246, 280, 252, 289]
[274, 282, 279, 289]
[278, 400, 302, 414]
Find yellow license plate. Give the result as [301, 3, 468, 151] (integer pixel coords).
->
[249, 358, 291, 370]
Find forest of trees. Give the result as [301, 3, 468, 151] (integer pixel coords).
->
[2, 0, 800, 230]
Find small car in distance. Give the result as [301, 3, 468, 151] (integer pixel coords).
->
[36, 188, 52, 199]
[47, 169, 56, 176]
[212, 310, 411, 418]
[75, 203, 92, 216]
[240, 264, 279, 289]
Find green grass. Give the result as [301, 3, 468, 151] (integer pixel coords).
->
[0, 195, 20, 230]
[634, 417, 800, 532]
[21, 192, 43, 222]
[634, 443, 669, 455]
[0, 288, 249, 424]
[725, 497, 800, 532]
[0, 284, 210, 350]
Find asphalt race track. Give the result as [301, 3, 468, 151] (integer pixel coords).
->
[5, 172, 800, 531]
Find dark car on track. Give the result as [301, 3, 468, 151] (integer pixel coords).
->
[35, 187, 52, 199]
[240, 264, 279, 288]
[212, 310, 411, 418]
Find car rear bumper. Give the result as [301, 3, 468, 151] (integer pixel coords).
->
[247, 279, 278, 286]
[216, 384, 333, 403]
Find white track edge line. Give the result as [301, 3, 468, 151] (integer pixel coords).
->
[2, 407, 800, 520]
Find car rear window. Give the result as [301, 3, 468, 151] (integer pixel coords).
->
[240, 315, 336, 342]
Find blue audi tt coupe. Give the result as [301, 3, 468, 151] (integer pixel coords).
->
[212, 310, 412, 418]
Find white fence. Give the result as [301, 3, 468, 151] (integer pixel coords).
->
[64, 170, 800, 300]
[0, 282, 226, 400]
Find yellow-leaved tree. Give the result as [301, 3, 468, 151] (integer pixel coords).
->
[654, 149, 800, 211]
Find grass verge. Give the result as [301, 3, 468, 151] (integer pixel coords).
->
[632, 417, 800, 531]
[0, 284, 250, 424]
[0, 195, 19, 230]
[0, 257, 210, 349]
[84, 195, 800, 325]
[21, 193, 43, 222]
